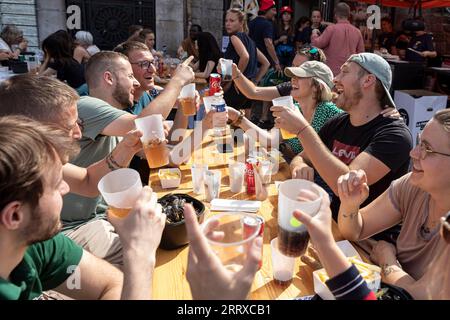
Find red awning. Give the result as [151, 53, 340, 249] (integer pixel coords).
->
[357, 0, 450, 8]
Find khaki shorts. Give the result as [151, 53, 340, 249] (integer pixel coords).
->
[64, 219, 123, 267]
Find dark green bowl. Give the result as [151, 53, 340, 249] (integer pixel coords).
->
[158, 193, 205, 250]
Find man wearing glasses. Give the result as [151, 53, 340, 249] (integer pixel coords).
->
[59, 51, 194, 266]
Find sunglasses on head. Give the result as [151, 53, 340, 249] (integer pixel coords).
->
[299, 46, 319, 58]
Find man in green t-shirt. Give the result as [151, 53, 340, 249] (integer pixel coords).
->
[0, 74, 144, 267]
[0, 116, 165, 300]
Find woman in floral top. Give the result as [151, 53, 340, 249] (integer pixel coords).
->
[227, 61, 339, 161]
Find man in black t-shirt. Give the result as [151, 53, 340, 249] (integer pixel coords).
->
[405, 31, 437, 63]
[272, 53, 412, 243]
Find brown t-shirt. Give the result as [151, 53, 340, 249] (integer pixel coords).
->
[412, 245, 450, 299]
[389, 173, 448, 280]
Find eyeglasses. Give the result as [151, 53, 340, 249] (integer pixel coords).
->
[441, 211, 450, 244]
[130, 60, 155, 70]
[417, 134, 450, 160]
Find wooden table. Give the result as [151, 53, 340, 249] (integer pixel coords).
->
[150, 129, 357, 300]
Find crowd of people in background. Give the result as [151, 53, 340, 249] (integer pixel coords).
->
[0, 0, 448, 301]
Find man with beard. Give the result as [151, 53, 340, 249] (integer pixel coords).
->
[272, 53, 412, 243]
[0, 74, 150, 268]
[58, 51, 193, 266]
[0, 116, 166, 300]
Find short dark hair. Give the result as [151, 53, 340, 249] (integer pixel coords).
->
[381, 17, 392, 24]
[0, 116, 78, 211]
[335, 2, 350, 19]
[85, 51, 129, 88]
[190, 24, 202, 32]
[0, 74, 79, 124]
[128, 25, 143, 36]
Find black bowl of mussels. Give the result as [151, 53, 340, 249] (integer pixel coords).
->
[158, 193, 206, 250]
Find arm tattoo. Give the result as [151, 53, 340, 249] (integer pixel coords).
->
[381, 264, 402, 277]
[342, 212, 358, 219]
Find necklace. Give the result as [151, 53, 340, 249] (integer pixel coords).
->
[420, 198, 441, 240]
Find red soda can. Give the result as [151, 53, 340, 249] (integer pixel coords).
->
[242, 215, 265, 269]
[209, 73, 221, 96]
[245, 158, 257, 195]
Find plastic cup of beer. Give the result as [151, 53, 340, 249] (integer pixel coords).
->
[191, 163, 208, 195]
[135, 114, 169, 168]
[220, 59, 233, 82]
[271, 237, 296, 286]
[277, 179, 323, 257]
[180, 83, 196, 116]
[98, 168, 143, 218]
[229, 162, 246, 193]
[202, 212, 261, 273]
[272, 96, 297, 139]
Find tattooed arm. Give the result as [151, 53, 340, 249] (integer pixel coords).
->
[337, 170, 402, 241]
[371, 241, 416, 292]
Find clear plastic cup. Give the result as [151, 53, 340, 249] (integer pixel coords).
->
[202, 212, 261, 273]
[98, 168, 143, 218]
[135, 114, 169, 168]
[180, 83, 196, 116]
[272, 96, 296, 139]
[191, 163, 208, 195]
[271, 237, 296, 286]
[204, 170, 222, 202]
[229, 162, 246, 193]
[277, 179, 323, 257]
[220, 59, 233, 82]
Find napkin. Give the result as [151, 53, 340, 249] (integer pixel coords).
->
[210, 199, 261, 212]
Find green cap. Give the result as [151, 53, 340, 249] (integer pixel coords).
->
[347, 53, 396, 108]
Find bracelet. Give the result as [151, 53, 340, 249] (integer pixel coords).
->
[106, 153, 124, 171]
[232, 110, 245, 127]
[296, 124, 311, 137]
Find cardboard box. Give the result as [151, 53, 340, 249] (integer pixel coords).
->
[312, 241, 381, 300]
[394, 90, 447, 146]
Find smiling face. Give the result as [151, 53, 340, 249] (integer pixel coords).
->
[111, 58, 141, 108]
[333, 62, 365, 111]
[409, 119, 450, 194]
[290, 76, 313, 101]
[128, 49, 156, 91]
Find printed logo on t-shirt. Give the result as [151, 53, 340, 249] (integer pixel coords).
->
[332, 140, 361, 164]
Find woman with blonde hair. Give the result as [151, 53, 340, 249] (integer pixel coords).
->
[223, 7, 270, 118]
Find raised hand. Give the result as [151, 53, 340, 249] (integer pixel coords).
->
[337, 169, 370, 210]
